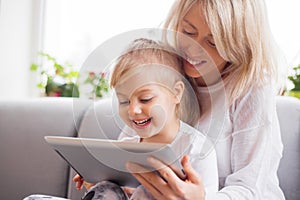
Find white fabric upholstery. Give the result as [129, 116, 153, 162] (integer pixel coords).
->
[276, 96, 300, 200]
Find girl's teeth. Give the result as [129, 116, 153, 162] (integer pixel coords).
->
[134, 118, 149, 125]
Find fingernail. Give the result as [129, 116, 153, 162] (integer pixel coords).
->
[126, 162, 134, 171]
[147, 156, 155, 164]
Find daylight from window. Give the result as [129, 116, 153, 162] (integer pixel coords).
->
[43, 0, 175, 68]
[266, 0, 300, 67]
[43, 0, 300, 85]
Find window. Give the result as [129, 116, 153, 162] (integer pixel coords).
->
[42, 0, 300, 89]
[42, 0, 175, 68]
[266, 0, 300, 66]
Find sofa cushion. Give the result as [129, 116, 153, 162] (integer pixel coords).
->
[0, 98, 91, 200]
[276, 96, 300, 200]
[77, 98, 125, 140]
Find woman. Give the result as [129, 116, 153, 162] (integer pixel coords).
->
[125, 0, 285, 199]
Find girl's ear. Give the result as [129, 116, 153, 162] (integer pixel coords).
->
[173, 81, 184, 104]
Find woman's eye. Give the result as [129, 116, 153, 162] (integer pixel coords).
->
[182, 29, 197, 36]
[207, 39, 216, 48]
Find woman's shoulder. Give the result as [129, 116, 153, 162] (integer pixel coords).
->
[229, 84, 278, 129]
[231, 84, 277, 111]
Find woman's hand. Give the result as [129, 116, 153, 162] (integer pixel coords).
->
[126, 155, 205, 200]
[73, 174, 95, 191]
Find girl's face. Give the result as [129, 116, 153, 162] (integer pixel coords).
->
[177, 2, 227, 86]
[116, 82, 180, 143]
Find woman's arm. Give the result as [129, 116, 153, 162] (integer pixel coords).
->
[217, 86, 285, 199]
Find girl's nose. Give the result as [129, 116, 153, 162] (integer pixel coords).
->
[128, 102, 142, 115]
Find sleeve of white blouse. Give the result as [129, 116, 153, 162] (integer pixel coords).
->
[207, 85, 285, 200]
[189, 137, 219, 196]
[117, 125, 137, 141]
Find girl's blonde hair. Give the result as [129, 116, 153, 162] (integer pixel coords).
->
[164, 0, 282, 104]
[110, 38, 200, 126]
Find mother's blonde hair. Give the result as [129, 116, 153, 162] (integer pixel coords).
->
[164, 0, 282, 104]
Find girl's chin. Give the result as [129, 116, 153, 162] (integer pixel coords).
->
[137, 133, 156, 140]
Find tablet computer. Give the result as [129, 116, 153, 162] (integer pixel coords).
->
[44, 136, 186, 187]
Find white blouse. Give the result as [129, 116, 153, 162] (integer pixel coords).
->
[197, 81, 285, 200]
[119, 80, 285, 200]
[119, 121, 219, 195]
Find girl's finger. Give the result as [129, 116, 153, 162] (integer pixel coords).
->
[72, 174, 82, 182]
[121, 187, 135, 198]
[75, 180, 83, 190]
[83, 182, 96, 191]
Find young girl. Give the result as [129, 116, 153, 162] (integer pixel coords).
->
[77, 38, 218, 200]
[124, 1, 286, 200]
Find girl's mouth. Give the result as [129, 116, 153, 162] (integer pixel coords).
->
[133, 117, 152, 127]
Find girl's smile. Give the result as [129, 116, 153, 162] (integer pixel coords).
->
[131, 117, 152, 129]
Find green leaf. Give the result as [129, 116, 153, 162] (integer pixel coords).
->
[30, 64, 39, 71]
[69, 71, 79, 78]
[37, 83, 44, 89]
[60, 83, 79, 97]
[39, 52, 56, 62]
[54, 63, 64, 72]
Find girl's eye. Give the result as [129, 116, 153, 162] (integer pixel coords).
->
[119, 100, 129, 105]
[140, 97, 152, 103]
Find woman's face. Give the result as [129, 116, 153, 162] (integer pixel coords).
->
[177, 2, 227, 85]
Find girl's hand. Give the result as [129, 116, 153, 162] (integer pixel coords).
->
[73, 174, 95, 191]
[121, 186, 135, 198]
[126, 155, 205, 200]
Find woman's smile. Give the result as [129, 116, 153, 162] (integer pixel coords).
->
[186, 57, 207, 68]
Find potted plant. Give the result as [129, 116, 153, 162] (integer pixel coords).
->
[30, 52, 111, 98]
[288, 63, 300, 99]
[82, 72, 110, 98]
[30, 52, 80, 97]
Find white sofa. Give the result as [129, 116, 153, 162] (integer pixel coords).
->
[0, 96, 299, 200]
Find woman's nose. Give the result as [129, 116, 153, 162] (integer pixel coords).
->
[128, 102, 142, 115]
[179, 38, 205, 57]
